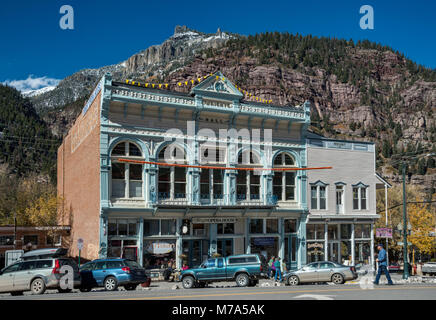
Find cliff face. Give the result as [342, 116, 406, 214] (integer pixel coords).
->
[32, 28, 436, 193]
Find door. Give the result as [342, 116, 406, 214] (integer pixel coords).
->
[285, 235, 298, 270]
[92, 261, 108, 286]
[300, 262, 319, 282]
[79, 262, 97, 287]
[215, 258, 226, 279]
[13, 261, 36, 290]
[329, 242, 340, 263]
[122, 247, 138, 262]
[317, 262, 336, 282]
[217, 239, 233, 257]
[0, 263, 20, 292]
[183, 240, 209, 267]
[196, 258, 217, 280]
[336, 187, 344, 213]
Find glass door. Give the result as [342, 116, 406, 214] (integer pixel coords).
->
[329, 242, 340, 263]
[182, 240, 209, 267]
[285, 235, 298, 270]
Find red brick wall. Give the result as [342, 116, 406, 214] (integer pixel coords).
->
[57, 92, 101, 261]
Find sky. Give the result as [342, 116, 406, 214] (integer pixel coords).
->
[0, 0, 435, 91]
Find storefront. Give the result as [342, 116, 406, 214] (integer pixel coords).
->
[306, 221, 374, 266]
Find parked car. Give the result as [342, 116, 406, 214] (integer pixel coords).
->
[79, 258, 148, 292]
[180, 254, 267, 289]
[284, 261, 358, 286]
[0, 248, 81, 296]
[422, 262, 436, 276]
[388, 262, 401, 272]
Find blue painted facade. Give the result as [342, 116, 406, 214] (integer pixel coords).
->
[96, 72, 312, 270]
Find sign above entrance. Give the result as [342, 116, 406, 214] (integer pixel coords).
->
[253, 237, 275, 246]
[192, 217, 238, 224]
[145, 242, 175, 255]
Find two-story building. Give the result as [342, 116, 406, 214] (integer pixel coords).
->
[305, 132, 386, 267]
[58, 72, 313, 270]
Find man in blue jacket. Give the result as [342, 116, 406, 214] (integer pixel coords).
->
[374, 244, 394, 285]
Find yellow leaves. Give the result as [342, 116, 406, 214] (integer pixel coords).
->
[25, 193, 59, 227]
[407, 197, 435, 255]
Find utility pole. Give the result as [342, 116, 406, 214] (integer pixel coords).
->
[13, 212, 17, 250]
[402, 163, 410, 279]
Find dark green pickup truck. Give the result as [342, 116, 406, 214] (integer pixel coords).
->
[180, 254, 267, 289]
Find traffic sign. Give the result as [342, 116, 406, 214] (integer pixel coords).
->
[77, 238, 84, 250]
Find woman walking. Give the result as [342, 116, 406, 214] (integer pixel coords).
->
[274, 257, 282, 282]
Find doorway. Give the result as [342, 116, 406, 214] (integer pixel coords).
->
[285, 235, 298, 270]
[329, 242, 340, 263]
[182, 239, 209, 267]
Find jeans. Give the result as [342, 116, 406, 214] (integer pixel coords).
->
[274, 268, 282, 281]
[374, 265, 393, 284]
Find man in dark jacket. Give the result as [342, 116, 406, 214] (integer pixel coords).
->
[374, 244, 393, 285]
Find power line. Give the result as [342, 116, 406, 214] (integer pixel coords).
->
[377, 200, 436, 214]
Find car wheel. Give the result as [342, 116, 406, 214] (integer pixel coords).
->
[124, 284, 137, 291]
[287, 275, 299, 286]
[10, 291, 24, 296]
[182, 276, 195, 289]
[30, 278, 46, 295]
[331, 273, 344, 284]
[80, 287, 92, 292]
[104, 276, 118, 291]
[235, 273, 249, 287]
[58, 288, 72, 293]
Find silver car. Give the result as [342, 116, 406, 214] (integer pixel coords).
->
[284, 261, 358, 285]
[422, 262, 436, 276]
[0, 257, 81, 296]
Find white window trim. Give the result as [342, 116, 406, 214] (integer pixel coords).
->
[352, 183, 368, 211]
[274, 153, 297, 202]
[310, 182, 328, 211]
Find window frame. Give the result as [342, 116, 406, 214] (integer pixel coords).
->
[352, 183, 368, 210]
[310, 182, 328, 211]
[273, 153, 296, 202]
[158, 146, 187, 201]
[236, 151, 262, 202]
[111, 141, 143, 199]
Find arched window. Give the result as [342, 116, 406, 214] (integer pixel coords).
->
[111, 141, 143, 199]
[273, 152, 296, 201]
[158, 145, 186, 200]
[236, 150, 261, 201]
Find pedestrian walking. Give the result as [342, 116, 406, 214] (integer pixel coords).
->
[373, 244, 393, 285]
[268, 256, 275, 279]
[274, 257, 282, 282]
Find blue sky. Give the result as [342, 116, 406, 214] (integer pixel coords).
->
[0, 0, 435, 91]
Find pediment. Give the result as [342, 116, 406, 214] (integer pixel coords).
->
[191, 71, 243, 101]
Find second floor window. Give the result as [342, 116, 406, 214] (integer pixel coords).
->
[352, 184, 368, 210]
[310, 184, 327, 210]
[158, 145, 186, 200]
[273, 153, 296, 201]
[237, 151, 261, 201]
[200, 168, 224, 200]
[111, 141, 143, 199]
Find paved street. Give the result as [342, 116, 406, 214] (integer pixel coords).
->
[1, 280, 435, 300]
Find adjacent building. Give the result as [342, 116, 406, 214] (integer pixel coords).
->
[58, 71, 382, 271]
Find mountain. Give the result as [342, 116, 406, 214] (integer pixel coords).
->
[0, 84, 59, 180]
[22, 85, 56, 98]
[26, 27, 436, 194]
[31, 26, 232, 113]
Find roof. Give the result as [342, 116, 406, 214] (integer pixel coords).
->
[375, 172, 392, 188]
[306, 130, 375, 145]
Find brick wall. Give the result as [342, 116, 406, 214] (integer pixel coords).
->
[57, 92, 101, 261]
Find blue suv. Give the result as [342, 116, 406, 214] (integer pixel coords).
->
[79, 258, 147, 291]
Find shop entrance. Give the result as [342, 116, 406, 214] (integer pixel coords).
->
[107, 239, 138, 262]
[284, 235, 298, 270]
[217, 239, 233, 257]
[249, 237, 278, 260]
[182, 239, 209, 267]
[329, 242, 340, 263]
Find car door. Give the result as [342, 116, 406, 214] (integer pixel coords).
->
[299, 263, 319, 282]
[0, 263, 21, 292]
[80, 262, 97, 287]
[215, 258, 226, 279]
[13, 261, 37, 290]
[92, 261, 108, 286]
[197, 259, 216, 280]
[317, 262, 336, 282]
